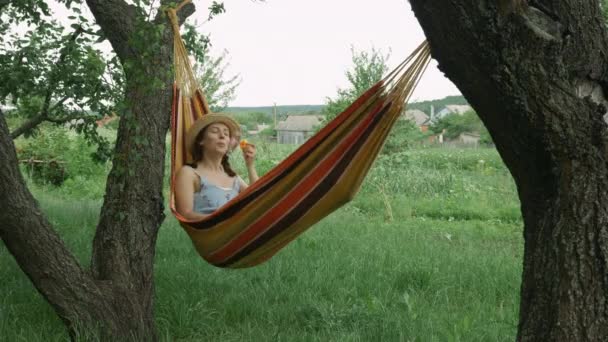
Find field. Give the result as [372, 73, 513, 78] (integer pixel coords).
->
[0, 137, 523, 341]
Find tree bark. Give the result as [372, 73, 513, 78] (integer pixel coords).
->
[84, 1, 194, 338]
[10, 112, 48, 138]
[0, 0, 194, 339]
[409, 0, 608, 340]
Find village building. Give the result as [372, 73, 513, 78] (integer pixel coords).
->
[276, 115, 323, 144]
[401, 109, 430, 132]
[433, 104, 472, 121]
[247, 123, 271, 136]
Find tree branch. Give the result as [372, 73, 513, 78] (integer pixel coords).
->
[10, 94, 77, 139]
[10, 112, 47, 139]
[46, 112, 87, 124]
[85, 0, 140, 62]
[48, 95, 71, 112]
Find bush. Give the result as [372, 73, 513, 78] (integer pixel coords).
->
[18, 128, 72, 186]
[17, 125, 111, 196]
[22, 159, 69, 186]
[258, 127, 276, 141]
[430, 110, 493, 145]
[382, 119, 428, 154]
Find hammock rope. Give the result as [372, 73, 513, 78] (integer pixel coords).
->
[167, 4, 431, 268]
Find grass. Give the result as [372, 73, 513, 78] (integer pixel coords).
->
[0, 145, 523, 341]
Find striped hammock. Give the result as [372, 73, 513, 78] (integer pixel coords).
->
[167, 7, 431, 268]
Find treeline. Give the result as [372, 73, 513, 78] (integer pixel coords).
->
[226, 105, 324, 117]
[228, 95, 468, 120]
[407, 95, 468, 115]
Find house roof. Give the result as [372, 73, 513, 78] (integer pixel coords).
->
[276, 115, 323, 132]
[403, 109, 429, 126]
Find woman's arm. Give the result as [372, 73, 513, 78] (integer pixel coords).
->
[238, 176, 249, 192]
[175, 166, 209, 220]
[242, 144, 259, 184]
[246, 164, 259, 184]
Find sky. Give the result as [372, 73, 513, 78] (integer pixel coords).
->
[46, 0, 461, 107]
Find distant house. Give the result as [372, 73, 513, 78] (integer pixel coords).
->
[247, 123, 270, 136]
[276, 115, 323, 144]
[96, 114, 118, 128]
[434, 104, 472, 121]
[401, 109, 430, 132]
[454, 132, 481, 146]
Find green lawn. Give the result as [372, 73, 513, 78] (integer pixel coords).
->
[0, 146, 523, 341]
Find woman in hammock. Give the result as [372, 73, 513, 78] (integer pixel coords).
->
[175, 114, 258, 220]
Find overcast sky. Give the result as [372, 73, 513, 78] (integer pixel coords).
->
[196, 0, 460, 106]
[47, 0, 461, 106]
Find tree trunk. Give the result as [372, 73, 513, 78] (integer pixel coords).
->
[0, 0, 194, 339]
[409, 0, 608, 340]
[0, 110, 123, 338]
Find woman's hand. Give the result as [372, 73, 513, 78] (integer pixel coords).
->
[241, 143, 256, 167]
[240, 140, 259, 183]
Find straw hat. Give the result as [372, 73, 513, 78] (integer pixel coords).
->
[186, 113, 240, 156]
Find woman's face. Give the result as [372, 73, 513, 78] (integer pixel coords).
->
[199, 122, 231, 155]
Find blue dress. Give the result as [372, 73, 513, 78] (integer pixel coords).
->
[193, 175, 241, 215]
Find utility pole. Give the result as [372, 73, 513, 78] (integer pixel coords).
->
[274, 102, 278, 144]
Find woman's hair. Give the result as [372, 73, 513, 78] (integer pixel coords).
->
[221, 154, 236, 177]
[190, 126, 236, 177]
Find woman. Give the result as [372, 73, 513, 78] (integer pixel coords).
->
[175, 113, 258, 220]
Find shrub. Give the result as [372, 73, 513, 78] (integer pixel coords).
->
[18, 128, 72, 186]
[382, 119, 428, 154]
[18, 125, 111, 195]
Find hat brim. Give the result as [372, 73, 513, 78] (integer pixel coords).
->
[186, 113, 240, 158]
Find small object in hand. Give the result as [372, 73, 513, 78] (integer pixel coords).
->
[240, 139, 249, 150]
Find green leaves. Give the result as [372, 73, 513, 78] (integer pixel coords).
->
[382, 119, 425, 154]
[208, 1, 226, 21]
[430, 110, 492, 145]
[182, 24, 240, 112]
[346, 46, 390, 97]
[1, 1, 125, 162]
[323, 47, 390, 122]
[0, 0, 50, 25]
